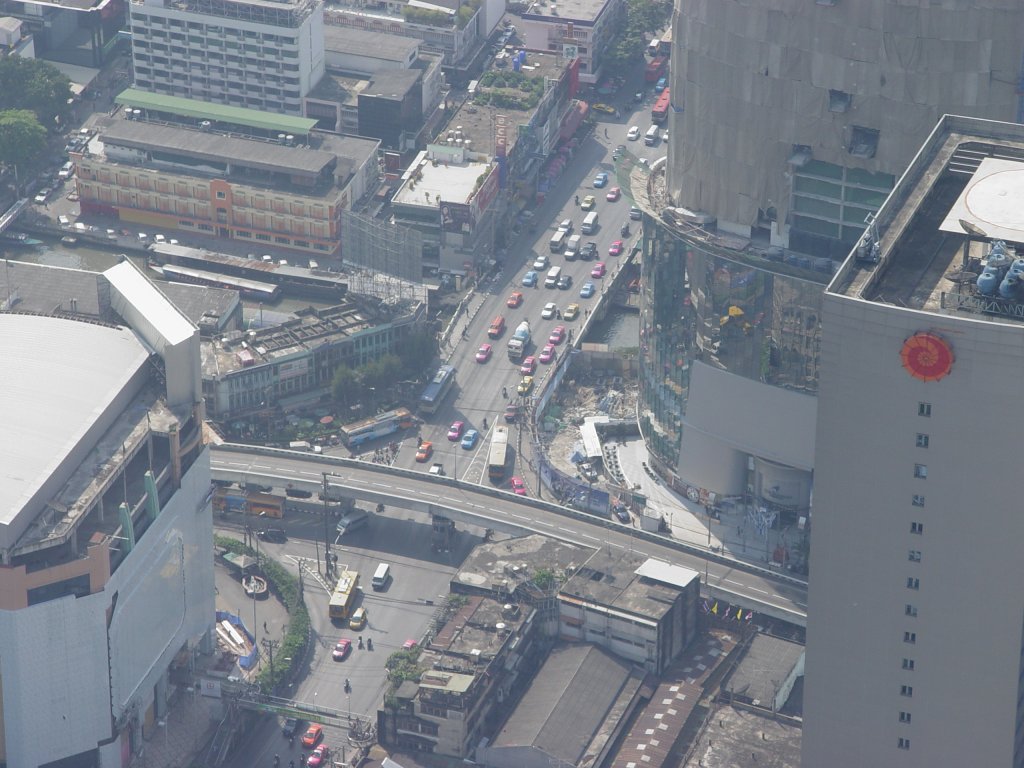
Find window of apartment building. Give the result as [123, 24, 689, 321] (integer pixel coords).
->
[911, 522, 924, 535]
[900, 685, 913, 697]
[905, 604, 918, 617]
[903, 631, 916, 644]
[912, 495, 925, 507]
[914, 464, 927, 479]
[899, 711, 912, 724]
[198, 223, 214, 232]
[918, 402, 931, 417]
[255, 233, 271, 241]
[274, 236, 291, 244]
[902, 658, 915, 671]
[294, 240, 310, 248]
[419, 702, 448, 718]
[898, 737, 910, 750]
[314, 244, 330, 251]
[236, 230, 252, 238]
[908, 550, 921, 563]
[915, 433, 929, 448]
[906, 577, 920, 590]
[216, 191, 226, 199]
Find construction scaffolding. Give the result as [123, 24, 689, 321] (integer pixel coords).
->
[341, 209, 424, 285]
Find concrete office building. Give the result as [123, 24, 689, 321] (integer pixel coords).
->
[0, 260, 213, 767]
[638, 0, 1024, 512]
[515, 0, 622, 84]
[129, 0, 325, 114]
[804, 114, 1024, 766]
[77, 115, 379, 256]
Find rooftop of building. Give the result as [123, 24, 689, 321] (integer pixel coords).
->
[832, 115, 1024, 327]
[0, 314, 150, 532]
[115, 88, 318, 136]
[445, 49, 569, 157]
[363, 68, 422, 101]
[684, 704, 802, 768]
[307, 70, 370, 106]
[201, 301, 387, 377]
[559, 549, 699, 622]
[611, 631, 739, 768]
[420, 596, 531, 671]
[322, 25, 419, 62]
[135, 0, 320, 25]
[451, 533, 593, 597]
[488, 642, 645, 768]
[0, 262, 193, 554]
[521, 0, 609, 24]
[391, 147, 493, 208]
[96, 118, 337, 177]
[5, 0, 116, 13]
[725, 633, 804, 707]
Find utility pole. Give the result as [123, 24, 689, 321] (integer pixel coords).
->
[321, 472, 331, 577]
[261, 637, 281, 690]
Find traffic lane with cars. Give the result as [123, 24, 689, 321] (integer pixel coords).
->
[224, 512, 465, 768]
[211, 448, 809, 623]
[401, 114, 663, 482]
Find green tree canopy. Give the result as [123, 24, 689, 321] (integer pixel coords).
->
[0, 58, 73, 131]
[0, 109, 46, 171]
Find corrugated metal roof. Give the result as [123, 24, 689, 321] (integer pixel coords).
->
[114, 88, 317, 135]
[634, 558, 699, 590]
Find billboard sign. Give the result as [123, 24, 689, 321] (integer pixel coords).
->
[440, 201, 473, 233]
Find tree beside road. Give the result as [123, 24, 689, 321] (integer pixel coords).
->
[0, 109, 46, 179]
[0, 57, 73, 132]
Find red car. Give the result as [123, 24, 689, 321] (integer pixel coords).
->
[403, 638, 419, 650]
[605, 186, 621, 202]
[506, 291, 524, 308]
[476, 343, 492, 363]
[549, 325, 566, 344]
[608, 240, 624, 257]
[591, 262, 606, 278]
[520, 356, 537, 375]
[307, 745, 330, 768]
[301, 724, 323, 748]
[510, 476, 527, 495]
[539, 344, 556, 363]
[447, 421, 465, 441]
[332, 638, 351, 660]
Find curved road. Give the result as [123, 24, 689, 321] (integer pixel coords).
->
[212, 446, 808, 624]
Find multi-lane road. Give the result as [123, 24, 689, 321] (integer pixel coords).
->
[389, 107, 664, 489]
[212, 446, 808, 625]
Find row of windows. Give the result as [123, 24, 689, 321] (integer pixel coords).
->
[895, 403, 936, 750]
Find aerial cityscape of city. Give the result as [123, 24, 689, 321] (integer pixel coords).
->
[0, 0, 1023, 766]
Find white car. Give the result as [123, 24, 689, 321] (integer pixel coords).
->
[533, 254, 549, 270]
[541, 302, 558, 320]
[627, 126, 641, 141]
[33, 188, 51, 204]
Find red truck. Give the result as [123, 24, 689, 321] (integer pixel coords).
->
[645, 56, 667, 82]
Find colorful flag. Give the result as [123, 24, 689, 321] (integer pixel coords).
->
[711, 601, 719, 615]
[701, 599, 710, 614]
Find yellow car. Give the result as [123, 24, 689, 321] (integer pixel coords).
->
[581, 195, 596, 211]
[564, 303, 581, 321]
[349, 607, 367, 630]
[517, 376, 535, 395]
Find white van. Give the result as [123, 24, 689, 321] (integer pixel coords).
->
[58, 161, 75, 180]
[545, 265, 562, 288]
[372, 563, 391, 590]
[549, 229, 567, 253]
[566, 234, 582, 254]
[644, 125, 660, 146]
[581, 211, 599, 234]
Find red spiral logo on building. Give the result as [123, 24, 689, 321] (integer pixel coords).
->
[900, 333, 954, 382]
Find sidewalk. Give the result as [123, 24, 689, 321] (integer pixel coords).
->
[612, 438, 793, 568]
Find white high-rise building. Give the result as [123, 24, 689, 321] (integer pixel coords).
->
[129, 0, 325, 114]
[805, 114, 1024, 766]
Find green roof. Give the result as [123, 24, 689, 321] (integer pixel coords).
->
[114, 89, 317, 135]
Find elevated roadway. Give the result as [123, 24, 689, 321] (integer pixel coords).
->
[212, 444, 808, 626]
